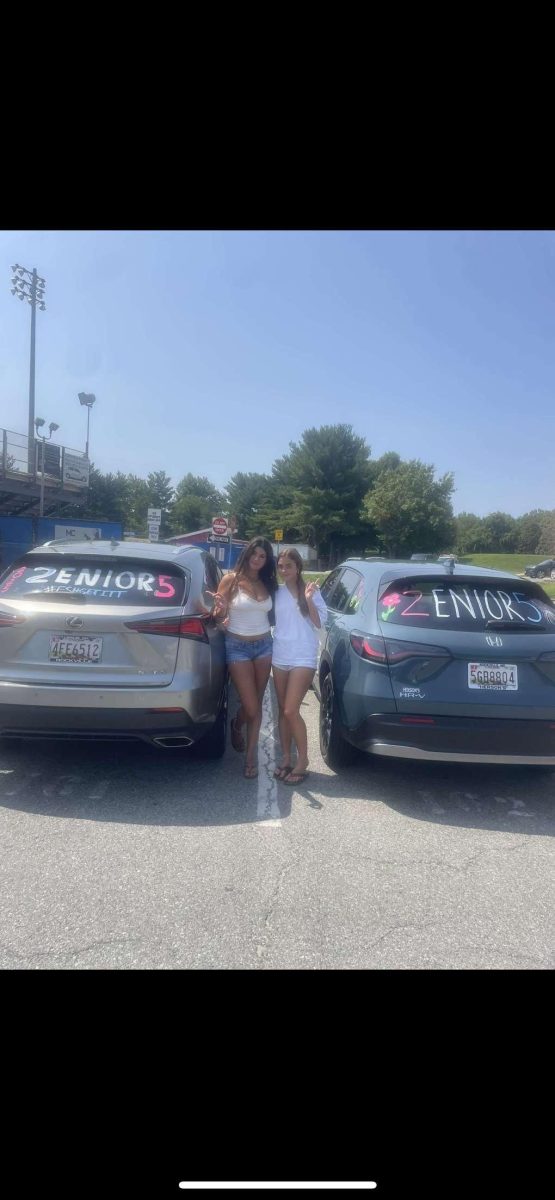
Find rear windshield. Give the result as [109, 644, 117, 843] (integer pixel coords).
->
[0, 559, 188, 607]
[378, 577, 555, 631]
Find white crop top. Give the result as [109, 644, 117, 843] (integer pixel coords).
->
[226, 588, 272, 636]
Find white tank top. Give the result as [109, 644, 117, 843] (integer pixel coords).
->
[226, 588, 272, 635]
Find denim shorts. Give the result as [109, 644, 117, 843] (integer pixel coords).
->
[225, 631, 273, 664]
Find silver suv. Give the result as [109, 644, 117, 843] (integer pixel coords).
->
[0, 539, 228, 755]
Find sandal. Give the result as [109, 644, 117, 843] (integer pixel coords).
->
[282, 770, 310, 786]
[230, 715, 246, 752]
[244, 763, 258, 779]
[273, 764, 293, 780]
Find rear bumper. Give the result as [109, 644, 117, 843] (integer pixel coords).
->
[349, 714, 555, 765]
[0, 703, 215, 747]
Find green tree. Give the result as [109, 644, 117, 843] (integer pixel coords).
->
[125, 475, 151, 533]
[480, 511, 518, 553]
[248, 467, 299, 543]
[453, 512, 488, 555]
[73, 468, 132, 526]
[263, 424, 372, 561]
[536, 511, 555, 555]
[363, 459, 455, 557]
[224, 472, 272, 539]
[367, 451, 402, 487]
[171, 474, 224, 534]
[174, 473, 223, 502]
[146, 470, 174, 537]
[515, 509, 553, 554]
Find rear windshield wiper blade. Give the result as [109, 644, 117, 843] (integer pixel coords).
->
[24, 591, 88, 604]
[485, 620, 543, 631]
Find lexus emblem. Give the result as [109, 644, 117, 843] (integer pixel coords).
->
[66, 616, 84, 629]
[486, 633, 503, 648]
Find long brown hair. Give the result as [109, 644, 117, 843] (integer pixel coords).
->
[229, 537, 277, 621]
[278, 548, 309, 617]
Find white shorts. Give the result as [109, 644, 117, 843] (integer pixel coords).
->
[272, 662, 316, 673]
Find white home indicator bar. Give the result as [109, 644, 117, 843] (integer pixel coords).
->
[179, 1185, 377, 1191]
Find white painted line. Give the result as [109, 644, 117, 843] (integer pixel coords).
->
[257, 685, 281, 824]
[179, 1186, 377, 1192]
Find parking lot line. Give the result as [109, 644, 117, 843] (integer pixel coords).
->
[257, 685, 281, 824]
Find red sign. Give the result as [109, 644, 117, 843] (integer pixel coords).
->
[212, 516, 229, 536]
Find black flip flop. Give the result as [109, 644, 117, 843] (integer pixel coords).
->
[273, 764, 292, 780]
[282, 770, 310, 785]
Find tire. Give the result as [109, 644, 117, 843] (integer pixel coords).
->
[319, 671, 356, 769]
[195, 684, 228, 759]
[536, 571, 545, 580]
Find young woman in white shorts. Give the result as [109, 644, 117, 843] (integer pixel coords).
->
[272, 548, 327, 785]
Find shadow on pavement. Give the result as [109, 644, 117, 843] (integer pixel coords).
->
[295, 751, 555, 837]
[0, 681, 553, 836]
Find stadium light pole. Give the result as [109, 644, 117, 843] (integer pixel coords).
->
[78, 393, 96, 459]
[10, 264, 47, 475]
[35, 419, 60, 518]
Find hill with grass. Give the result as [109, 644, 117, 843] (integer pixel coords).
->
[459, 553, 552, 575]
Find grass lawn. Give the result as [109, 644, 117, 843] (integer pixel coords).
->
[459, 553, 553, 575]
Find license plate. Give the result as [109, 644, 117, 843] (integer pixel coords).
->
[468, 662, 518, 690]
[49, 634, 103, 663]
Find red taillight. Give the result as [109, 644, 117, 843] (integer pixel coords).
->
[0, 611, 25, 628]
[177, 618, 208, 641]
[350, 633, 450, 666]
[385, 639, 451, 664]
[400, 715, 436, 724]
[124, 615, 208, 641]
[350, 633, 388, 663]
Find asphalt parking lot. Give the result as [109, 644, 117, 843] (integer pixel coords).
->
[0, 683, 553, 969]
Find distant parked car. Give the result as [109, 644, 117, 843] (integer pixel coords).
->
[0, 540, 228, 755]
[437, 554, 457, 564]
[313, 557, 555, 769]
[524, 559, 555, 580]
[410, 553, 436, 562]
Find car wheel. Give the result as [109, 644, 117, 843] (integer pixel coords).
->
[536, 571, 545, 580]
[195, 684, 228, 759]
[319, 672, 356, 769]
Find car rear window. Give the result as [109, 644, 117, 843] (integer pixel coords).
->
[0, 559, 188, 606]
[378, 576, 555, 630]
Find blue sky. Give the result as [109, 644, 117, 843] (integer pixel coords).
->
[1, 229, 553, 517]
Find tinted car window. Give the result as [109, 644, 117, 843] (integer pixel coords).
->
[378, 576, 555, 630]
[320, 568, 343, 607]
[203, 554, 221, 593]
[332, 568, 363, 614]
[0, 559, 188, 606]
[345, 576, 366, 614]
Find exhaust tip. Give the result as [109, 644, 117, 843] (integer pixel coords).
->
[153, 735, 193, 749]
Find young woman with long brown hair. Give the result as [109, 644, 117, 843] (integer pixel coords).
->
[210, 536, 277, 778]
[271, 548, 327, 785]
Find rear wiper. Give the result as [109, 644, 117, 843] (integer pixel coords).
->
[485, 620, 542, 631]
[26, 591, 87, 604]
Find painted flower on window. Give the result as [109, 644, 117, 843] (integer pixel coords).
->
[380, 592, 402, 621]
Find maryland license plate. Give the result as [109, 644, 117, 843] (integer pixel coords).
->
[468, 662, 518, 690]
[49, 634, 103, 663]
